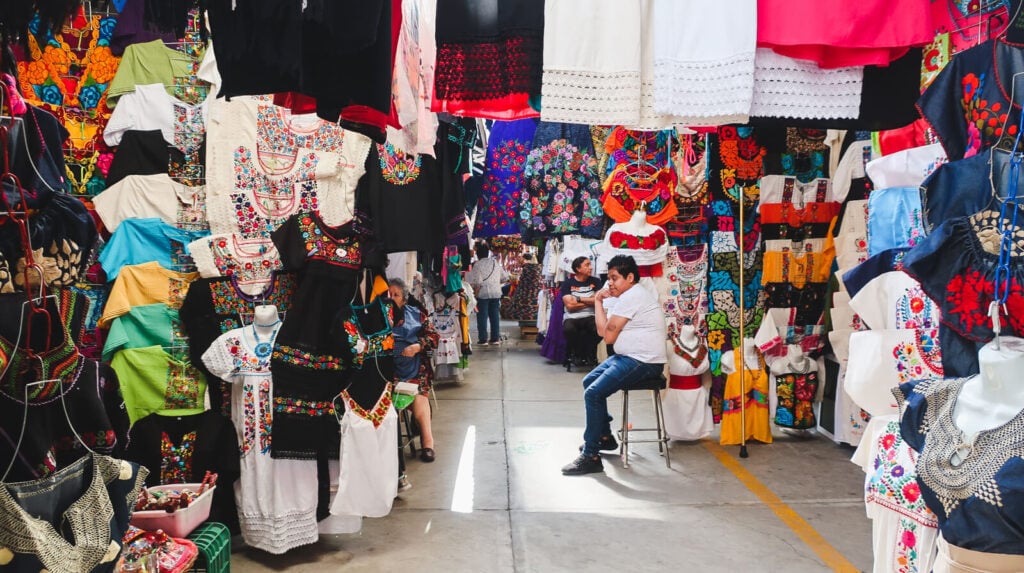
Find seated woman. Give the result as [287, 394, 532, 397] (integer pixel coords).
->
[561, 256, 604, 366]
[389, 278, 441, 463]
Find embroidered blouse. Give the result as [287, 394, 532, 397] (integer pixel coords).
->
[897, 377, 1024, 554]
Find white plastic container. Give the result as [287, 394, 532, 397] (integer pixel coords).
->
[129, 484, 216, 538]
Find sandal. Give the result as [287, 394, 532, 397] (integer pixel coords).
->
[419, 447, 436, 463]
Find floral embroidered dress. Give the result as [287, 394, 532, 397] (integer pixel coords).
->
[268, 211, 368, 460]
[519, 122, 604, 239]
[601, 127, 678, 225]
[918, 38, 1024, 161]
[903, 213, 1024, 377]
[202, 328, 320, 554]
[16, 8, 121, 197]
[852, 416, 940, 573]
[474, 119, 538, 238]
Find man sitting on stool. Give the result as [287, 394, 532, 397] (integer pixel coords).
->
[562, 255, 667, 475]
[561, 256, 603, 367]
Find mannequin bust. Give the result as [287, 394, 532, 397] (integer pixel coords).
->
[721, 338, 761, 375]
[953, 337, 1024, 438]
[668, 324, 709, 375]
[244, 304, 281, 359]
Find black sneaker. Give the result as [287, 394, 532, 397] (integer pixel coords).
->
[579, 435, 619, 452]
[561, 453, 604, 475]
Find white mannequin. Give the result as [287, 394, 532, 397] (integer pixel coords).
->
[244, 304, 281, 352]
[953, 337, 1024, 438]
[720, 337, 761, 375]
[668, 324, 710, 376]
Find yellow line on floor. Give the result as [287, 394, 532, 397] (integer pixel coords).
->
[701, 440, 860, 573]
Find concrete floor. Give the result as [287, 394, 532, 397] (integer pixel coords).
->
[231, 329, 873, 572]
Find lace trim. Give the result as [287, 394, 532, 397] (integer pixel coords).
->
[751, 49, 863, 120]
[540, 69, 643, 125]
[240, 511, 319, 554]
[652, 52, 756, 121]
[914, 377, 1024, 516]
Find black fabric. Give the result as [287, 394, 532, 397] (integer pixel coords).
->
[265, 360, 343, 460]
[105, 130, 191, 187]
[110, 0, 195, 56]
[748, 49, 924, 132]
[2, 106, 68, 210]
[0, 360, 128, 483]
[308, 0, 393, 127]
[0, 191, 98, 287]
[123, 411, 240, 531]
[562, 316, 599, 362]
[207, 0, 303, 98]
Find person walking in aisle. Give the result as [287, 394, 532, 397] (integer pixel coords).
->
[562, 255, 667, 475]
[465, 241, 510, 346]
[561, 256, 604, 367]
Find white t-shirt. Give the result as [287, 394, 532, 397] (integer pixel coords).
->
[103, 83, 208, 147]
[609, 283, 667, 364]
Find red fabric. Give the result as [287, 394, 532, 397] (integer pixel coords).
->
[638, 263, 663, 278]
[669, 375, 702, 390]
[274, 92, 317, 114]
[430, 92, 540, 120]
[757, 0, 935, 68]
[877, 118, 931, 156]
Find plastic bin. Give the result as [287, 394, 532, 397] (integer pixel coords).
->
[129, 484, 216, 538]
[187, 522, 231, 573]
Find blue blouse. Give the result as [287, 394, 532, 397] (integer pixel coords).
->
[898, 377, 1024, 554]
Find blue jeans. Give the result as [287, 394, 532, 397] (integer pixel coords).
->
[581, 355, 664, 456]
[476, 297, 502, 343]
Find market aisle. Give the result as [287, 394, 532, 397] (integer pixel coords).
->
[230, 332, 873, 572]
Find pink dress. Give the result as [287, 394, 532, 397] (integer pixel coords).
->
[757, 0, 935, 68]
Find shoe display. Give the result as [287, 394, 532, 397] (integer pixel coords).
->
[561, 453, 604, 475]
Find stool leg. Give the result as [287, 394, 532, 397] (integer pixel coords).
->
[620, 390, 630, 468]
[655, 390, 671, 469]
[653, 390, 664, 455]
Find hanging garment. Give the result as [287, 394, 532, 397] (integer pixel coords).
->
[0, 454, 147, 573]
[390, 0, 439, 157]
[106, 39, 194, 104]
[104, 130, 191, 188]
[757, 0, 934, 68]
[0, 106, 67, 208]
[848, 268, 941, 332]
[661, 245, 708, 334]
[851, 416, 940, 573]
[750, 48, 863, 121]
[474, 119, 539, 238]
[865, 142, 948, 190]
[97, 261, 197, 328]
[205, 98, 371, 240]
[202, 329, 320, 554]
[601, 128, 679, 225]
[665, 133, 708, 245]
[866, 187, 928, 256]
[845, 328, 944, 417]
[103, 83, 209, 148]
[92, 173, 206, 233]
[110, 346, 207, 425]
[652, 0, 757, 125]
[540, 294, 568, 363]
[102, 303, 181, 361]
[432, 0, 544, 119]
[519, 122, 605, 239]
[921, 150, 1024, 232]
[187, 234, 283, 295]
[919, 39, 1024, 161]
[508, 262, 542, 321]
[330, 390, 398, 518]
[897, 377, 1024, 555]
[99, 218, 209, 281]
[719, 348, 772, 445]
[355, 140, 464, 253]
[431, 309, 462, 365]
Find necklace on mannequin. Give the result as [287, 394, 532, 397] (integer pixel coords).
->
[252, 320, 281, 359]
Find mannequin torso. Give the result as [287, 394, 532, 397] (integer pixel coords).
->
[721, 338, 761, 375]
[953, 337, 1024, 438]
